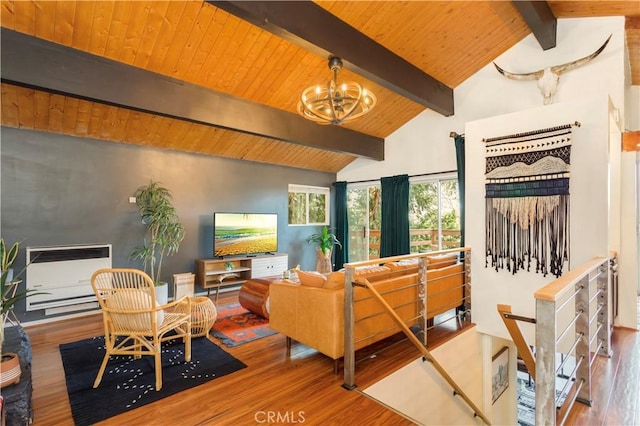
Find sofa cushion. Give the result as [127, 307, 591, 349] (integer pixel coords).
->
[106, 289, 164, 331]
[323, 271, 345, 289]
[297, 270, 327, 288]
[322, 265, 392, 289]
[385, 258, 419, 271]
[355, 265, 392, 282]
[426, 253, 459, 269]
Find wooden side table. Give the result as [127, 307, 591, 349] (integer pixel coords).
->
[239, 275, 299, 318]
[189, 297, 217, 337]
[238, 278, 278, 318]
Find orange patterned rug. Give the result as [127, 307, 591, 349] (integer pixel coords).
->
[210, 303, 277, 347]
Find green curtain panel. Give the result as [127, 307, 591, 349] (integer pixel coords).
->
[333, 181, 348, 270]
[380, 174, 410, 257]
[454, 135, 466, 247]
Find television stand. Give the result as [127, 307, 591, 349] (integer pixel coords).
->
[195, 253, 288, 301]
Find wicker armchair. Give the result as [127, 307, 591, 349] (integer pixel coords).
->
[90, 268, 192, 391]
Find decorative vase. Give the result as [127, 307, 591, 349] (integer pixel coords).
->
[316, 248, 332, 274]
[0, 352, 21, 388]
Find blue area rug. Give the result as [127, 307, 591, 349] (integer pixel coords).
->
[60, 335, 246, 425]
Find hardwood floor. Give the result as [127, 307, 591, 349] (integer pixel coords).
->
[24, 293, 469, 426]
[23, 294, 639, 425]
[564, 327, 640, 425]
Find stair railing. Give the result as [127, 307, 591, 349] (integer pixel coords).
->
[498, 256, 614, 425]
[342, 248, 490, 425]
[497, 304, 537, 380]
[532, 256, 611, 425]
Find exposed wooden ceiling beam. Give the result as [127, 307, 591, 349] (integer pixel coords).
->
[512, 1, 557, 50]
[208, 0, 454, 117]
[0, 28, 384, 161]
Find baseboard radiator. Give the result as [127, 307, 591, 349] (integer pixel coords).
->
[26, 244, 112, 314]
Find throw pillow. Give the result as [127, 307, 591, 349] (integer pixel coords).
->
[297, 270, 327, 288]
[106, 289, 164, 331]
[323, 271, 345, 289]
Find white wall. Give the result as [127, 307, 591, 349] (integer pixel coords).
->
[467, 96, 610, 340]
[363, 328, 484, 425]
[338, 17, 626, 183]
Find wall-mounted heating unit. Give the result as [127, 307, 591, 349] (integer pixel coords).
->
[26, 244, 112, 313]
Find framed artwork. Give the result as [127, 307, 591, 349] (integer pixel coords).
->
[492, 346, 509, 404]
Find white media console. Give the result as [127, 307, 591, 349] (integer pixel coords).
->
[195, 253, 288, 300]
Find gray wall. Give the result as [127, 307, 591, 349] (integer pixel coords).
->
[1, 127, 335, 322]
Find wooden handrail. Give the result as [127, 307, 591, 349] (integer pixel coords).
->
[344, 247, 470, 270]
[497, 304, 536, 381]
[533, 257, 606, 302]
[361, 277, 491, 425]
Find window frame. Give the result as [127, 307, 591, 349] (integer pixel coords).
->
[287, 184, 330, 226]
[409, 172, 459, 252]
[345, 172, 459, 260]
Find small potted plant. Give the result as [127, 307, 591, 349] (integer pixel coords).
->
[129, 181, 185, 304]
[306, 226, 342, 274]
[224, 261, 234, 271]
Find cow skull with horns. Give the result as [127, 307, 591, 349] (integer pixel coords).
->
[493, 34, 612, 105]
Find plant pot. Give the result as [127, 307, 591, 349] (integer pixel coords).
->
[155, 282, 169, 306]
[1, 268, 14, 283]
[0, 352, 21, 388]
[316, 248, 332, 274]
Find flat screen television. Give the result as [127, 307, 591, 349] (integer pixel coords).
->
[213, 212, 278, 257]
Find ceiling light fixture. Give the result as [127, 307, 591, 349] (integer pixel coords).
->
[297, 56, 377, 125]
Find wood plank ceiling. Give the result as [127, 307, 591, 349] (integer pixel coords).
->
[1, 1, 638, 173]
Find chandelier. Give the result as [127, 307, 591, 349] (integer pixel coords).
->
[297, 56, 377, 125]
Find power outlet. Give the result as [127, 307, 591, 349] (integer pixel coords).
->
[128, 196, 136, 204]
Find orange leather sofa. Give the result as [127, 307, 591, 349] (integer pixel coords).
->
[269, 254, 465, 365]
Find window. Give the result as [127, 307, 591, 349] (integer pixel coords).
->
[408, 176, 460, 252]
[288, 184, 330, 226]
[346, 174, 459, 260]
[346, 184, 381, 261]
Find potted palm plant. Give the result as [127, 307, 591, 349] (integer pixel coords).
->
[129, 181, 185, 304]
[306, 226, 342, 274]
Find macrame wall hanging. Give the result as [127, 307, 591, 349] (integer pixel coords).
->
[484, 122, 578, 277]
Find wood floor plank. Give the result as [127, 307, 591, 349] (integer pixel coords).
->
[564, 327, 640, 425]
